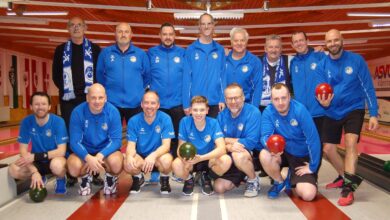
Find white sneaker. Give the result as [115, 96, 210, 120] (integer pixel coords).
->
[78, 174, 92, 196]
[103, 173, 118, 195]
[244, 177, 260, 197]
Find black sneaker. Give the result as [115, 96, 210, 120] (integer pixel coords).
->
[92, 173, 104, 186]
[200, 171, 214, 195]
[130, 174, 145, 194]
[182, 176, 195, 196]
[160, 176, 171, 194]
[67, 175, 78, 187]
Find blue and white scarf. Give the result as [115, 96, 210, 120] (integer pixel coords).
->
[62, 38, 93, 101]
[260, 55, 286, 106]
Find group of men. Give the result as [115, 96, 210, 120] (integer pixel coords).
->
[8, 13, 379, 207]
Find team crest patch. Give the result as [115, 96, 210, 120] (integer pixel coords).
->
[155, 125, 161, 133]
[130, 56, 137, 63]
[174, 56, 180, 63]
[86, 66, 93, 78]
[102, 123, 108, 131]
[84, 120, 89, 128]
[238, 123, 244, 131]
[290, 119, 298, 126]
[155, 56, 160, 63]
[223, 125, 227, 133]
[46, 129, 52, 137]
[212, 52, 218, 59]
[204, 135, 211, 143]
[311, 63, 317, 70]
[275, 120, 279, 128]
[242, 65, 248, 73]
[110, 55, 115, 62]
[345, 66, 353, 75]
[32, 128, 36, 133]
[295, 65, 298, 73]
[195, 53, 199, 60]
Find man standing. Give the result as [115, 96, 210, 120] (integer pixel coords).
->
[260, 83, 321, 201]
[226, 28, 262, 106]
[97, 22, 150, 123]
[183, 13, 226, 117]
[9, 92, 68, 194]
[147, 23, 185, 158]
[67, 84, 123, 196]
[259, 34, 292, 112]
[124, 91, 175, 194]
[317, 29, 379, 206]
[52, 17, 101, 186]
[214, 84, 262, 197]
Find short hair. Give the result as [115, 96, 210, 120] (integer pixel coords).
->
[67, 17, 86, 28]
[30, 92, 51, 105]
[143, 90, 160, 103]
[224, 83, 244, 96]
[191, 96, 208, 107]
[291, 31, 308, 41]
[229, 27, 249, 42]
[272, 83, 290, 93]
[199, 13, 215, 26]
[265, 34, 282, 44]
[160, 22, 175, 32]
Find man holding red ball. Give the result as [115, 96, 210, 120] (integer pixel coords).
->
[259, 83, 321, 201]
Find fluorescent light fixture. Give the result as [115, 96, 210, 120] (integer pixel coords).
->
[180, 29, 232, 34]
[0, 16, 48, 25]
[174, 12, 243, 20]
[308, 39, 368, 46]
[7, 11, 68, 16]
[370, 19, 390, 27]
[347, 12, 390, 17]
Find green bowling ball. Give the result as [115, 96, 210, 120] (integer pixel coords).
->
[29, 187, 47, 203]
[384, 160, 390, 172]
[179, 142, 197, 160]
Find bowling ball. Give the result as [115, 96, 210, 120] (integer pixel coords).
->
[179, 142, 197, 160]
[266, 134, 286, 154]
[315, 83, 333, 99]
[29, 187, 47, 203]
[384, 160, 390, 172]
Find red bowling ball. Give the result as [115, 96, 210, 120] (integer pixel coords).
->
[266, 134, 286, 154]
[315, 83, 333, 99]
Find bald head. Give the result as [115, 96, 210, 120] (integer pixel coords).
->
[325, 29, 344, 59]
[87, 83, 107, 114]
[115, 22, 132, 50]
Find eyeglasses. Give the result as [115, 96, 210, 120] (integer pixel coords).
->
[200, 22, 214, 27]
[68, 23, 85, 29]
[225, 96, 243, 102]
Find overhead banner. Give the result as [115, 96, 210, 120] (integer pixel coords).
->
[42, 61, 49, 92]
[24, 58, 31, 109]
[32, 59, 38, 93]
[8, 55, 18, 109]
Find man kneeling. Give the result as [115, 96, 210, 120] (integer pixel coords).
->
[124, 91, 175, 194]
[67, 83, 123, 195]
[260, 83, 321, 201]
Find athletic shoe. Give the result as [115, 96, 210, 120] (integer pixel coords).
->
[78, 174, 92, 196]
[92, 173, 104, 186]
[338, 185, 354, 206]
[66, 175, 77, 187]
[54, 176, 67, 194]
[171, 173, 184, 183]
[147, 171, 160, 185]
[182, 176, 195, 196]
[200, 171, 214, 195]
[130, 174, 145, 194]
[267, 180, 285, 199]
[244, 177, 260, 197]
[326, 175, 344, 189]
[160, 176, 171, 194]
[103, 173, 118, 195]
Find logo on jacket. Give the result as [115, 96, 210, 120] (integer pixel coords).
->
[174, 56, 180, 63]
[155, 125, 161, 133]
[311, 63, 317, 70]
[290, 119, 298, 126]
[46, 129, 52, 137]
[242, 65, 248, 73]
[345, 66, 353, 75]
[275, 119, 279, 128]
[85, 120, 88, 128]
[238, 123, 244, 131]
[223, 125, 227, 133]
[130, 56, 137, 63]
[140, 127, 146, 134]
[204, 135, 211, 143]
[212, 52, 218, 59]
[86, 66, 93, 78]
[195, 53, 199, 60]
[155, 56, 160, 63]
[294, 65, 298, 73]
[102, 123, 108, 131]
[110, 55, 115, 62]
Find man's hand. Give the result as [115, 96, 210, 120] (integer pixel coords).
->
[368, 116, 379, 131]
[295, 162, 313, 176]
[15, 153, 34, 167]
[316, 93, 334, 107]
[184, 155, 201, 165]
[30, 172, 44, 189]
[219, 102, 225, 112]
[85, 155, 104, 175]
[230, 142, 245, 153]
[143, 153, 157, 173]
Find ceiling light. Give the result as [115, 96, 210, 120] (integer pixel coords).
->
[347, 12, 390, 17]
[0, 16, 48, 25]
[7, 11, 69, 16]
[370, 19, 390, 27]
[7, 2, 12, 11]
[174, 1, 243, 20]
